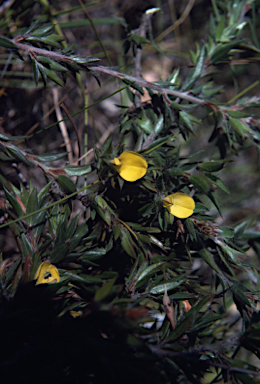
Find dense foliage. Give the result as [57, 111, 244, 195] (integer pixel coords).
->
[1, 0, 260, 383]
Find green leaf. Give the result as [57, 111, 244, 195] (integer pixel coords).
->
[137, 117, 153, 134]
[150, 275, 186, 294]
[227, 110, 252, 118]
[4, 258, 22, 285]
[26, 187, 39, 226]
[199, 161, 225, 172]
[0, 133, 26, 141]
[63, 272, 103, 284]
[31, 24, 54, 37]
[94, 276, 117, 302]
[37, 62, 48, 86]
[38, 56, 68, 72]
[208, 190, 222, 216]
[185, 218, 197, 241]
[20, 233, 33, 258]
[167, 69, 180, 87]
[149, 235, 166, 251]
[166, 296, 211, 342]
[210, 41, 242, 63]
[215, 14, 226, 41]
[101, 135, 113, 156]
[154, 115, 164, 134]
[190, 174, 209, 193]
[74, 223, 89, 238]
[199, 248, 221, 275]
[26, 35, 62, 49]
[65, 165, 92, 176]
[168, 167, 185, 177]
[24, 18, 41, 35]
[68, 237, 82, 252]
[6, 144, 32, 166]
[231, 284, 251, 307]
[141, 179, 158, 192]
[113, 224, 121, 241]
[32, 58, 40, 86]
[183, 45, 206, 91]
[122, 78, 144, 95]
[4, 187, 23, 217]
[45, 68, 64, 86]
[142, 134, 177, 154]
[137, 262, 164, 284]
[179, 111, 194, 132]
[121, 231, 136, 258]
[50, 243, 69, 263]
[95, 196, 112, 226]
[32, 210, 46, 238]
[229, 116, 249, 137]
[130, 34, 150, 45]
[57, 175, 77, 194]
[0, 37, 19, 50]
[38, 153, 67, 162]
[38, 181, 52, 206]
[66, 214, 79, 239]
[219, 242, 244, 267]
[216, 246, 235, 276]
[204, 173, 230, 194]
[81, 247, 107, 258]
[219, 226, 234, 238]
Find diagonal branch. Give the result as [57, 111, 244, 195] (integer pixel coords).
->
[90, 65, 209, 107]
[10, 38, 218, 109]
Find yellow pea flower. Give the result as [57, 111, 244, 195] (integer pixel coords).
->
[110, 151, 148, 182]
[163, 192, 195, 219]
[70, 310, 82, 318]
[34, 262, 60, 285]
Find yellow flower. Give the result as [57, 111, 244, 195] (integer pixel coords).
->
[70, 310, 82, 318]
[34, 262, 60, 285]
[163, 192, 195, 219]
[110, 151, 148, 182]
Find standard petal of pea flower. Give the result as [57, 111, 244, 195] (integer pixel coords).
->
[110, 151, 148, 182]
[163, 192, 195, 219]
[34, 262, 60, 285]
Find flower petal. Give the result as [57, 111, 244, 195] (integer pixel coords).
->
[35, 262, 60, 285]
[168, 204, 194, 219]
[119, 164, 147, 182]
[111, 151, 148, 182]
[163, 192, 195, 219]
[114, 158, 121, 166]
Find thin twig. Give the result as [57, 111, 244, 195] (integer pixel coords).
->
[25, 90, 72, 136]
[72, 123, 115, 165]
[77, 0, 112, 66]
[156, 0, 196, 42]
[61, 103, 81, 164]
[12, 40, 76, 62]
[0, 53, 13, 79]
[52, 88, 73, 164]
[73, 148, 93, 165]
[133, 9, 159, 78]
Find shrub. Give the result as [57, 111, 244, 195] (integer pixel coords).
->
[1, 1, 260, 383]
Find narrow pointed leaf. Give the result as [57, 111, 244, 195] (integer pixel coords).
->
[65, 165, 92, 176]
[57, 175, 77, 194]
